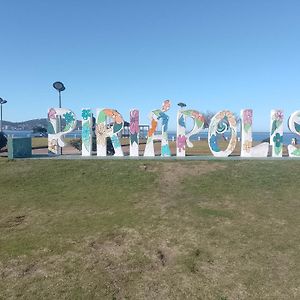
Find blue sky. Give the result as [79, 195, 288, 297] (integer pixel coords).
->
[1, 0, 300, 131]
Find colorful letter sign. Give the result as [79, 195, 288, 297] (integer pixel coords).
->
[48, 108, 77, 155]
[46, 102, 300, 159]
[129, 109, 139, 157]
[287, 111, 300, 157]
[240, 109, 269, 157]
[96, 109, 124, 156]
[176, 109, 205, 156]
[270, 110, 284, 157]
[81, 108, 93, 156]
[208, 110, 237, 157]
[144, 100, 171, 157]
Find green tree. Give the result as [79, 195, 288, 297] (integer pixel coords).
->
[33, 126, 47, 134]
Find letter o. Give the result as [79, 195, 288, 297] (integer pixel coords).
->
[208, 110, 237, 157]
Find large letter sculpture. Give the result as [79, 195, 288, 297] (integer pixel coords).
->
[81, 108, 93, 156]
[176, 109, 205, 157]
[96, 108, 124, 156]
[144, 100, 171, 157]
[287, 111, 300, 157]
[240, 109, 269, 157]
[270, 110, 284, 157]
[208, 110, 237, 157]
[129, 109, 139, 156]
[48, 108, 77, 155]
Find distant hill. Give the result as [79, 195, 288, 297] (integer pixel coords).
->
[2, 119, 48, 131]
[2, 119, 82, 131]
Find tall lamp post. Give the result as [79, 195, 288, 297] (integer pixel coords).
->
[0, 98, 8, 132]
[52, 82, 65, 155]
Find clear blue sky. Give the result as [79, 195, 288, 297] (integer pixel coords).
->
[1, 0, 300, 131]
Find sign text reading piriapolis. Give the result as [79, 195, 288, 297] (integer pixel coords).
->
[47, 100, 300, 158]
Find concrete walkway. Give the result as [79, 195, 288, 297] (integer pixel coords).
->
[23, 153, 300, 161]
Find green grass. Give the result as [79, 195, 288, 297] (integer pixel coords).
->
[31, 137, 74, 148]
[31, 137, 48, 148]
[0, 159, 299, 299]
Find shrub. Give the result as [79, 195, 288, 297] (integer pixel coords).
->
[69, 136, 115, 155]
[0, 132, 7, 150]
[69, 138, 82, 151]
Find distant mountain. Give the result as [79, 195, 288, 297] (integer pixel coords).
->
[2, 119, 82, 131]
[2, 119, 48, 131]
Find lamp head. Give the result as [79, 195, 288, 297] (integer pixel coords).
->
[177, 102, 187, 108]
[53, 81, 65, 92]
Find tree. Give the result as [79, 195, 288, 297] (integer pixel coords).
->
[33, 126, 47, 134]
[203, 111, 240, 129]
[203, 111, 216, 129]
[202, 111, 240, 141]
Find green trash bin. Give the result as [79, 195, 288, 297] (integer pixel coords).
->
[8, 137, 32, 159]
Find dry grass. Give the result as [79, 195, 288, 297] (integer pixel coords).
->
[0, 160, 299, 299]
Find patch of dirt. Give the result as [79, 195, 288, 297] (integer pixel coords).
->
[136, 161, 227, 214]
[20, 263, 37, 277]
[154, 244, 181, 268]
[0, 258, 47, 280]
[157, 249, 166, 266]
[86, 228, 142, 258]
[159, 161, 226, 188]
[2, 215, 26, 229]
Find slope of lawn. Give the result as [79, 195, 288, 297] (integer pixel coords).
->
[0, 159, 299, 299]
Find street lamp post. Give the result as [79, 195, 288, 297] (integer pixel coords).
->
[0, 98, 8, 132]
[52, 82, 65, 155]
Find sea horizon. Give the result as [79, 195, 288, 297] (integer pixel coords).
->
[3, 129, 299, 145]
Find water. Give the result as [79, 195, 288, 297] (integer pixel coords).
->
[3, 130, 299, 145]
[168, 131, 298, 145]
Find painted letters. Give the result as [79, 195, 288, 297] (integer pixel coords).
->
[240, 109, 269, 157]
[129, 109, 139, 157]
[48, 108, 77, 155]
[81, 108, 93, 156]
[270, 110, 284, 157]
[144, 100, 171, 157]
[46, 104, 300, 159]
[96, 108, 124, 157]
[176, 109, 205, 157]
[287, 111, 300, 157]
[208, 110, 237, 157]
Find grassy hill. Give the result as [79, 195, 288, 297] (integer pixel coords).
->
[0, 160, 299, 299]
